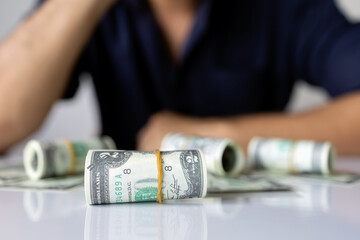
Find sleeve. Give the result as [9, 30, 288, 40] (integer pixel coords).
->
[34, 0, 92, 99]
[289, 0, 360, 97]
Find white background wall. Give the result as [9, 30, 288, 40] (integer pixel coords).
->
[0, 0, 359, 155]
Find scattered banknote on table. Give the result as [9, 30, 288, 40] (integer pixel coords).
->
[161, 133, 246, 177]
[0, 165, 27, 185]
[4, 175, 83, 190]
[0, 165, 83, 190]
[85, 149, 208, 204]
[23, 136, 116, 180]
[207, 174, 291, 193]
[291, 173, 360, 184]
[247, 137, 335, 174]
[251, 170, 360, 184]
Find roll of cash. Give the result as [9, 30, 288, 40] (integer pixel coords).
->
[23, 136, 116, 180]
[247, 137, 335, 174]
[84, 150, 207, 204]
[161, 133, 245, 177]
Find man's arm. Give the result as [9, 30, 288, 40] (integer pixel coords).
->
[137, 91, 360, 155]
[138, 1, 360, 156]
[0, 0, 115, 152]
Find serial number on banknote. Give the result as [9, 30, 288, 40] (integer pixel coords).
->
[114, 174, 123, 203]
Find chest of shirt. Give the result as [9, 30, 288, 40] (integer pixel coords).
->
[89, 0, 293, 116]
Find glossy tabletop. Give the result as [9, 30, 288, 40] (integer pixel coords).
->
[1, 156, 360, 240]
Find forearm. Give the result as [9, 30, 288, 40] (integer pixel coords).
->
[138, 92, 360, 155]
[0, 0, 115, 151]
[221, 91, 360, 155]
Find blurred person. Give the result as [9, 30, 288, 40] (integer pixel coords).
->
[0, 0, 360, 155]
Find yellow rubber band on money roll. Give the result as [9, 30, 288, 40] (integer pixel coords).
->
[62, 139, 77, 175]
[154, 149, 163, 204]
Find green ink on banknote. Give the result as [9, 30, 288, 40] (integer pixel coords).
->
[135, 187, 159, 202]
[72, 142, 88, 158]
[114, 175, 123, 203]
[278, 140, 292, 153]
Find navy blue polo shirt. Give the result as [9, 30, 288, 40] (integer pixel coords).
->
[38, 0, 360, 149]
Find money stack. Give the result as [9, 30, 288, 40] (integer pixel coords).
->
[247, 137, 335, 174]
[84, 150, 207, 204]
[161, 133, 245, 177]
[23, 136, 116, 180]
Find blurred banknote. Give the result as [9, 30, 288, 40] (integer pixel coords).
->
[6, 175, 83, 190]
[161, 133, 246, 177]
[252, 171, 360, 184]
[248, 137, 335, 175]
[293, 173, 360, 184]
[207, 174, 291, 193]
[0, 165, 27, 185]
[0, 165, 83, 190]
[23, 136, 116, 180]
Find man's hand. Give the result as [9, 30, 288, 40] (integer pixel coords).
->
[136, 111, 228, 151]
[136, 91, 360, 155]
[137, 112, 197, 151]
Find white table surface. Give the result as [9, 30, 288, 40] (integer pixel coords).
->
[1, 157, 360, 240]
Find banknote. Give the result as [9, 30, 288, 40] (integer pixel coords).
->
[292, 173, 360, 184]
[23, 136, 116, 180]
[85, 150, 208, 204]
[161, 133, 246, 177]
[4, 175, 84, 190]
[0, 165, 27, 185]
[251, 170, 360, 184]
[0, 165, 83, 190]
[207, 174, 291, 193]
[248, 137, 335, 175]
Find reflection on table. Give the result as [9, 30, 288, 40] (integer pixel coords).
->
[23, 190, 85, 222]
[84, 203, 207, 240]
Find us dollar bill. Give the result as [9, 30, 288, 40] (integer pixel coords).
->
[23, 136, 116, 180]
[248, 137, 335, 175]
[0, 165, 83, 190]
[6, 175, 84, 190]
[295, 173, 360, 184]
[84, 150, 208, 204]
[0, 165, 27, 185]
[161, 133, 245, 177]
[207, 174, 291, 193]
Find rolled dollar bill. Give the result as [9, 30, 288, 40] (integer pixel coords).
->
[247, 137, 335, 174]
[84, 150, 207, 204]
[23, 136, 116, 180]
[161, 133, 245, 177]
